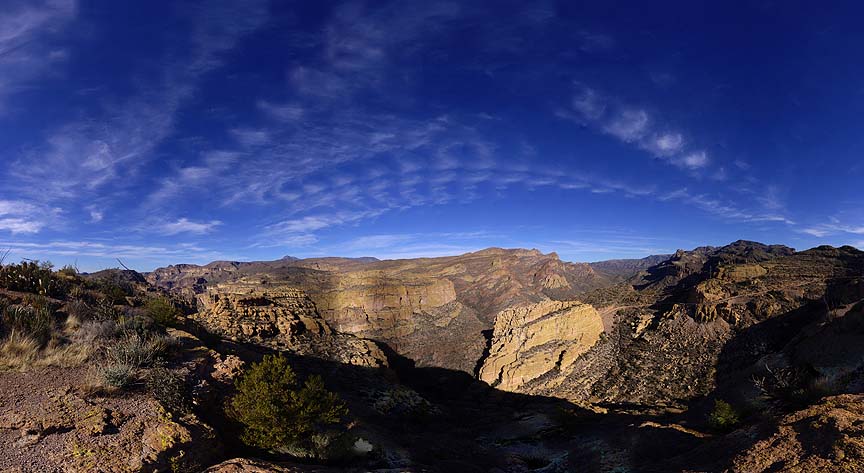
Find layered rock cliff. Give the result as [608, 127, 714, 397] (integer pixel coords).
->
[191, 284, 388, 368]
[478, 300, 603, 392]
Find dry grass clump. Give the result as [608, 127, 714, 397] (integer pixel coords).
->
[0, 332, 40, 370]
[0, 331, 91, 371]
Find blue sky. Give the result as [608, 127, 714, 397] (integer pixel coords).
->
[1, 1, 863, 271]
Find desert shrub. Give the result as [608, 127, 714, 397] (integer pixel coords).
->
[91, 298, 124, 322]
[93, 330, 175, 389]
[280, 431, 359, 462]
[73, 320, 120, 344]
[105, 332, 170, 368]
[58, 265, 78, 278]
[21, 294, 54, 311]
[0, 261, 67, 297]
[751, 363, 834, 406]
[97, 362, 135, 388]
[146, 367, 192, 415]
[1, 304, 54, 345]
[88, 278, 132, 305]
[708, 399, 741, 431]
[68, 284, 89, 302]
[65, 299, 91, 324]
[144, 296, 181, 326]
[117, 312, 156, 335]
[372, 386, 436, 421]
[228, 354, 348, 454]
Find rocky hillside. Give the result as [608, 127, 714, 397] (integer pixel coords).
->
[149, 248, 616, 375]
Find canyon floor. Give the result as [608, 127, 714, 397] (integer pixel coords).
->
[1, 241, 863, 472]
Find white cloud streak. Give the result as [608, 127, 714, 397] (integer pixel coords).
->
[800, 218, 864, 238]
[568, 84, 711, 170]
[159, 218, 222, 236]
[0, 199, 58, 234]
[7, 0, 268, 206]
[0, 0, 75, 112]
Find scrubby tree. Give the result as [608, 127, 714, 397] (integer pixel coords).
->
[708, 399, 741, 431]
[228, 354, 348, 453]
[144, 296, 181, 326]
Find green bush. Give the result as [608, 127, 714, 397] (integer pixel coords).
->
[146, 367, 192, 415]
[0, 261, 67, 298]
[708, 399, 741, 431]
[68, 285, 89, 301]
[58, 265, 79, 278]
[117, 312, 156, 335]
[92, 298, 122, 321]
[89, 279, 132, 305]
[228, 354, 348, 454]
[97, 362, 135, 388]
[1, 304, 54, 345]
[144, 296, 181, 326]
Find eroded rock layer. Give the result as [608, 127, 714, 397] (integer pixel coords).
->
[191, 285, 388, 368]
[479, 300, 603, 392]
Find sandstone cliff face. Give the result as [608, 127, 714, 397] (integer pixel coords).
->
[478, 300, 603, 392]
[305, 272, 457, 337]
[191, 285, 388, 369]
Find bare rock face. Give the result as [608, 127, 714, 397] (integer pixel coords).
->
[0, 367, 221, 473]
[561, 242, 864, 408]
[196, 285, 332, 340]
[308, 271, 458, 336]
[479, 300, 603, 392]
[730, 394, 864, 472]
[192, 285, 388, 369]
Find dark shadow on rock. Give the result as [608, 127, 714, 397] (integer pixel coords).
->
[179, 320, 729, 472]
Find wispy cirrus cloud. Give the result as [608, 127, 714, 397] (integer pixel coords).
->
[660, 188, 794, 224]
[7, 0, 268, 209]
[0, 0, 76, 112]
[0, 199, 61, 234]
[800, 217, 864, 238]
[158, 218, 222, 236]
[578, 31, 615, 53]
[566, 84, 710, 170]
[153, 105, 672, 249]
[287, 1, 463, 101]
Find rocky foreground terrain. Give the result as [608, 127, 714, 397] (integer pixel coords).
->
[1, 241, 863, 472]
